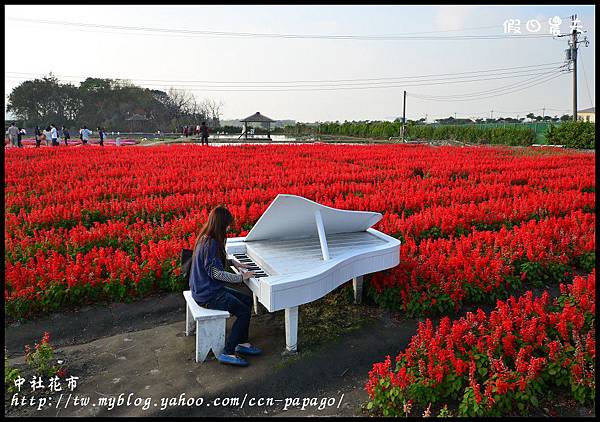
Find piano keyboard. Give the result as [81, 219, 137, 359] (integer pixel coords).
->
[232, 253, 270, 278]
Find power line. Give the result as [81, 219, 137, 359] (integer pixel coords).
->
[4, 67, 565, 91]
[408, 68, 567, 100]
[5, 16, 556, 40]
[409, 72, 568, 102]
[410, 67, 567, 99]
[4, 69, 566, 92]
[579, 48, 594, 107]
[5, 61, 563, 84]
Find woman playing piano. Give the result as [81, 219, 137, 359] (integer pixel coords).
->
[189, 205, 262, 366]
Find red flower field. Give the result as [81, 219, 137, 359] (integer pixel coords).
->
[366, 271, 595, 416]
[4, 144, 594, 319]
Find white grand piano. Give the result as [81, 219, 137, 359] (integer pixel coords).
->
[226, 194, 401, 354]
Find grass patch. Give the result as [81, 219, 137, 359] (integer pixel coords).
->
[273, 283, 375, 369]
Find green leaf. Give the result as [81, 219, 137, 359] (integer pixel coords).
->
[530, 395, 538, 407]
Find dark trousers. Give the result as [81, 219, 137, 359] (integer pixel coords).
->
[206, 286, 252, 355]
[201, 135, 209, 146]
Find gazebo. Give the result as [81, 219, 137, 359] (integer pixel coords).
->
[126, 113, 149, 133]
[239, 112, 276, 140]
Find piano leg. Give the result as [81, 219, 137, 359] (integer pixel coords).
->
[283, 306, 299, 355]
[252, 293, 259, 315]
[353, 276, 364, 304]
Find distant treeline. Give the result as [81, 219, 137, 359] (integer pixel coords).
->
[6, 75, 223, 131]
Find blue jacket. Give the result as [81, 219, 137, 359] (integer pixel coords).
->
[189, 237, 226, 303]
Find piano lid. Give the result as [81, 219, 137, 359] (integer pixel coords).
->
[244, 194, 382, 242]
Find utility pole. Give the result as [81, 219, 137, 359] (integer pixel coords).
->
[558, 14, 589, 121]
[401, 90, 406, 142]
[490, 110, 494, 120]
[542, 107, 545, 119]
[571, 26, 578, 121]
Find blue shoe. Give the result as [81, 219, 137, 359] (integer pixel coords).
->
[217, 353, 249, 366]
[235, 344, 262, 355]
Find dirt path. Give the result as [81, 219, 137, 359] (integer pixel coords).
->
[5, 288, 418, 417]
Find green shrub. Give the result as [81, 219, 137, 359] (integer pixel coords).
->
[5, 352, 22, 394]
[24, 332, 60, 378]
[546, 121, 595, 149]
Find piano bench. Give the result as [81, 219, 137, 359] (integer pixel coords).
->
[183, 290, 231, 363]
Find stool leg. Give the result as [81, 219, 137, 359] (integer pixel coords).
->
[196, 318, 227, 363]
[213, 318, 226, 357]
[186, 303, 194, 336]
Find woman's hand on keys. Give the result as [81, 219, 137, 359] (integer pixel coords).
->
[242, 270, 256, 280]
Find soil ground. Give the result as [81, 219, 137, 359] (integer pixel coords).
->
[4, 284, 595, 417]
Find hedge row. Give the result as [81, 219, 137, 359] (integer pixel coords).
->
[284, 121, 536, 146]
[407, 125, 535, 146]
[546, 121, 595, 149]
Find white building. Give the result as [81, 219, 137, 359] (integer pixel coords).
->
[578, 107, 595, 123]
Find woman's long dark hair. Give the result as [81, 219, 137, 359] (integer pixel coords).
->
[193, 205, 233, 264]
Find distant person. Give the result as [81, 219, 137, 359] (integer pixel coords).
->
[17, 127, 25, 148]
[6, 122, 19, 147]
[43, 127, 52, 146]
[196, 124, 201, 136]
[200, 122, 209, 146]
[34, 126, 42, 148]
[80, 126, 92, 145]
[50, 124, 59, 146]
[79, 127, 84, 143]
[97, 127, 105, 146]
[237, 125, 247, 140]
[189, 205, 262, 366]
[61, 126, 70, 146]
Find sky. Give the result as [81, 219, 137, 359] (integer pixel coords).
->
[4, 4, 596, 122]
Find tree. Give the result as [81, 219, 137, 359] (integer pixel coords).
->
[200, 98, 223, 126]
[6, 75, 82, 127]
[526, 112, 536, 121]
[7, 76, 223, 131]
[560, 114, 571, 122]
